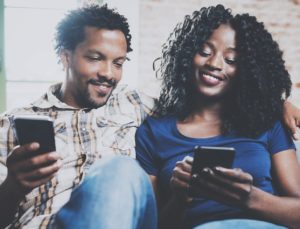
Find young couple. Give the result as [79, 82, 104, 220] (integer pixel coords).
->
[0, 4, 299, 229]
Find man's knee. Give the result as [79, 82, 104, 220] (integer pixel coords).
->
[86, 155, 149, 188]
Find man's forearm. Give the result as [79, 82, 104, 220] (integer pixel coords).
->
[0, 179, 23, 228]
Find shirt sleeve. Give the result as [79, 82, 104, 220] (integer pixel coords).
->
[135, 119, 159, 176]
[0, 114, 15, 184]
[134, 90, 156, 125]
[267, 121, 296, 155]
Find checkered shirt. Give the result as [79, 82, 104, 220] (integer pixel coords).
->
[0, 83, 155, 228]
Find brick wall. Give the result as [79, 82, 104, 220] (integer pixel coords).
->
[139, 0, 300, 106]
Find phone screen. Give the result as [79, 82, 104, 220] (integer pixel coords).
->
[191, 146, 235, 175]
[13, 115, 56, 153]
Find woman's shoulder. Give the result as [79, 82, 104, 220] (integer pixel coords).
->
[138, 115, 176, 135]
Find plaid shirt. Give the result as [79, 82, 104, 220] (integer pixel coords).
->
[0, 83, 154, 228]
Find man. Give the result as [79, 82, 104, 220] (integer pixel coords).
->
[0, 5, 156, 229]
[0, 3, 299, 229]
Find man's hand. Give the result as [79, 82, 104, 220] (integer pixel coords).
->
[5, 142, 61, 197]
[283, 101, 300, 140]
[191, 167, 253, 208]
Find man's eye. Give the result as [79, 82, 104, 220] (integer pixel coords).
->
[86, 56, 102, 61]
[114, 62, 123, 68]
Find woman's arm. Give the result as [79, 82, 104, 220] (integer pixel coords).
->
[283, 101, 300, 140]
[193, 149, 300, 229]
[150, 156, 193, 229]
[246, 149, 300, 228]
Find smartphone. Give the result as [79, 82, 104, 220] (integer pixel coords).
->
[191, 146, 235, 175]
[12, 115, 56, 153]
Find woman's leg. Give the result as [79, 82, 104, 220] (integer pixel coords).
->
[193, 219, 287, 229]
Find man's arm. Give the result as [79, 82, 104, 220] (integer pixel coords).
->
[0, 175, 24, 228]
[283, 101, 300, 140]
[0, 143, 61, 228]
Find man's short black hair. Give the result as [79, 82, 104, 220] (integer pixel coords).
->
[55, 4, 132, 55]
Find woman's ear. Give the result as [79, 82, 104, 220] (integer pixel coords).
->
[60, 49, 71, 70]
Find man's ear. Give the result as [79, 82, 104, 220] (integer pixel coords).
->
[60, 49, 71, 70]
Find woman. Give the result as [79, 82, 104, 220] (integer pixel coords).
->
[136, 5, 300, 229]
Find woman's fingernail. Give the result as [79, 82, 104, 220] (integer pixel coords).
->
[202, 167, 209, 173]
[214, 166, 223, 171]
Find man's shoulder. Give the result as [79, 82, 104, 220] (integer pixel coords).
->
[112, 84, 151, 98]
[1, 106, 34, 119]
[111, 84, 155, 108]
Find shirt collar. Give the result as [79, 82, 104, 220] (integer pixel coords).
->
[31, 83, 78, 110]
[30, 82, 129, 110]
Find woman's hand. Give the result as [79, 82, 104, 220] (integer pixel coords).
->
[283, 101, 300, 140]
[170, 156, 193, 201]
[191, 167, 254, 208]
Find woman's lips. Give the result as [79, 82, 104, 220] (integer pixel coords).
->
[200, 73, 223, 86]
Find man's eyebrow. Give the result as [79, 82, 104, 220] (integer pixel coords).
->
[86, 50, 130, 61]
[86, 50, 105, 56]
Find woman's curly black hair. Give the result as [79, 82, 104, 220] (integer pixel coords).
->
[155, 4, 292, 137]
[55, 4, 132, 56]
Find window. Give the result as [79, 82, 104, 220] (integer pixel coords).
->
[4, 0, 80, 110]
[3, 0, 139, 111]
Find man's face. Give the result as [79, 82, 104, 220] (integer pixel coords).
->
[63, 27, 127, 109]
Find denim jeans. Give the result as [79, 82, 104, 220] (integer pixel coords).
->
[194, 219, 287, 229]
[54, 155, 157, 229]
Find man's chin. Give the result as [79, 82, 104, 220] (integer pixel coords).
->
[88, 95, 111, 108]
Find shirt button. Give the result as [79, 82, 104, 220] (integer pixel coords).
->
[81, 128, 86, 132]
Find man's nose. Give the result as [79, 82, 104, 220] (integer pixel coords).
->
[98, 61, 114, 80]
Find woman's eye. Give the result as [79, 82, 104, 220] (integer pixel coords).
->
[225, 58, 236, 65]
[199, 50, 211, 57]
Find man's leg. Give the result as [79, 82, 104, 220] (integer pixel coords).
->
[55, 155, 157, 229]
[193, 219, 287, 229]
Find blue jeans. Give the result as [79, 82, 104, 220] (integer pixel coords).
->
[194, 219, 287, 229]
[54, 155, 157, 229]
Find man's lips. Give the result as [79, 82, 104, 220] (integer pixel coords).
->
[89, 79, 115, 95]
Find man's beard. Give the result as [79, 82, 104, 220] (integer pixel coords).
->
[79, 77, 117, 109]
[78, 87, 115, 109]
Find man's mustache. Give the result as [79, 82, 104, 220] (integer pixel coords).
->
[88, 77, 116, 87]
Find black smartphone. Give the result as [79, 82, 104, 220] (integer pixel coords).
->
[191, 146, 236, 175]
[12, 115, 56, 153]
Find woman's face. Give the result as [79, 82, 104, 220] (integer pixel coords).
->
[193, 24, 237, 99]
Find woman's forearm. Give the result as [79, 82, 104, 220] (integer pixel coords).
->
[158, 194, 189, 229]
[248, 187, 300, 229]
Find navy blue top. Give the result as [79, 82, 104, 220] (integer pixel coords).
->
[135, 116, 295, 228]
